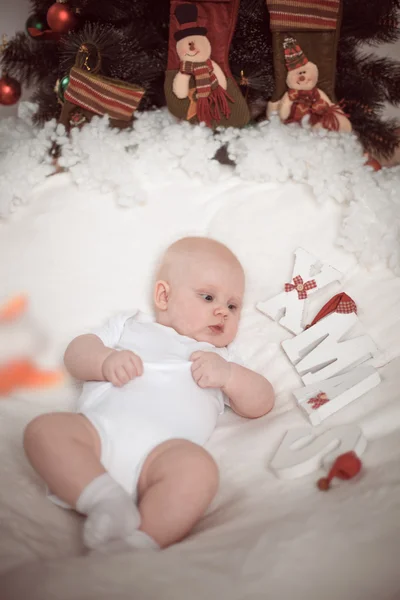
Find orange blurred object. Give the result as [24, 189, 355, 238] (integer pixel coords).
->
[0, 359, 63, 396]
[0, 294, 64, 396]
[0, 295, 28, 322]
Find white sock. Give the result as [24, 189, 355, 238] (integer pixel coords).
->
[76, 473, 141, 550]
[126, 530, 160, 550]
[97, 531, 160, 555]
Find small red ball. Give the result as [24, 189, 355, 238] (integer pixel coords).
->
[317, 478, 330, 491]
[366, 157, 382, 171]
[47, 2, 76, 34]
[0, 75, 22, 106]
[364, 153, 382, 171]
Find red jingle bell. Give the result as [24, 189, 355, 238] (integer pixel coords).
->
[47, 1, 77, 34]
[0, 75, 22, 106]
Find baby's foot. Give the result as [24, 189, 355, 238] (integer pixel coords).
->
[91, 530, 160, 554]
[76, 474, 141, 550]
[83, 498, 141, 550]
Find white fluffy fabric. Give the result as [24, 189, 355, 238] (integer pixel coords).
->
[1, 106, 400, 600]
[1, 104, 399, 273]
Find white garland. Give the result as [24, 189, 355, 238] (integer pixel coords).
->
[0, 104, 399, 273]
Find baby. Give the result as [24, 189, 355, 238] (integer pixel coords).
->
[23, 237, 274, 553]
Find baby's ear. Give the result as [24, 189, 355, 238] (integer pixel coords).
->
[154, 280, 170, 310]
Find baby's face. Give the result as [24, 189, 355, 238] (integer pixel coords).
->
[158, 256, 244, 348]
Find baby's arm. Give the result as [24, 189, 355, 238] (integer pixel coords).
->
[64, 334, 113, 381]
[190, 352, 274, 419]
[222, 363, 274, 419]
[64, 334, 143, 386]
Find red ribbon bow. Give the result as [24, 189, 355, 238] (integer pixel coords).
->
[284, 275, 317, 300]
[307, 392, 330, 410]
[286, 88, 348, 132]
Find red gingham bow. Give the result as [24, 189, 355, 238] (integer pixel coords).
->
[284, 275, 317, 300]
[307, 392, 330, 410]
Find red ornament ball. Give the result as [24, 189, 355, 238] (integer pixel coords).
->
[0, 75, 22, 106]
[47, 2, 77, 34]
[366, 156, 382, 171]
[317, 477, 330, 491]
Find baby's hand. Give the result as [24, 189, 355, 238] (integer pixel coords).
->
[102, 350, 143, 387]
[190, 351, 231, 389]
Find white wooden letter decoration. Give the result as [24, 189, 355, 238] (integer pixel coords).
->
[256, 248, 342, 335]
[293, 365, 381, 425]
[269, 425, 367, 479]
[281, 312, 378, 384]
[256, 249, 382, 425]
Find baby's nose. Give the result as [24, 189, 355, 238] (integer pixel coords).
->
[214, 305, 228, 317]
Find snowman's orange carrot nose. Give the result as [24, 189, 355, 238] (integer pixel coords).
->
[0, 295, 28, 322]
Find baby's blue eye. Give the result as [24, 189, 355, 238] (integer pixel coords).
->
[201, 294, 214, 302]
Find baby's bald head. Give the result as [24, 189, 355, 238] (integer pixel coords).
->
[156, 237, 243, 284]
[154, 237, 244, 347]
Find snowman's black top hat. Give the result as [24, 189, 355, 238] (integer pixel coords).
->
[174, 4, 208, 42]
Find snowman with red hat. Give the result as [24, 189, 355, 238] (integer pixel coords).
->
[172, 3, 233, 127]
[278, 37, 352, 133]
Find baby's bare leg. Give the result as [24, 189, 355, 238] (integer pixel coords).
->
[24, 413, 140, 549]
[24, 413, 104, 506]
[136, 439, 219, 549]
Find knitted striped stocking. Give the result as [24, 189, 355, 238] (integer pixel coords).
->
[266, 0, 343, 113]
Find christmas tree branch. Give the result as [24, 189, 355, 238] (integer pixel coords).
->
[359, 54, 400, 105]
[341, 0, 400, 45]
[1, 32, 59, 86]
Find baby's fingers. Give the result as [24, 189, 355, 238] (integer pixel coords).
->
[122, 360, 138, 380]
[130, 354, 143, 376]
[191, 364, 203, 383]
[196, 374, 211, 389]
[115, 366, 131, 386]
[190, 351, 205, 362]
[191, 360, 204, 376]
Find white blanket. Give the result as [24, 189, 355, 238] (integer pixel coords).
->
[1, 127, 400, 600]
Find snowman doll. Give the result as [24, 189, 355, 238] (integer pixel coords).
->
[278, 38, 352, 133]
[172, 3, 233, 127]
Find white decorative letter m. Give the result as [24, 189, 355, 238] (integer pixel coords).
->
[282, 312, 378, 385]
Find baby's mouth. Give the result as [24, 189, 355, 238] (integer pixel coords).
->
[208, 324, 224, 335]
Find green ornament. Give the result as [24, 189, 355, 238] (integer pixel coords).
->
[57, 75, 70, 103]
[25, 14, 49, 39]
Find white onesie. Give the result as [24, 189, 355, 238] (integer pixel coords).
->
[75, 311, 239, 500]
